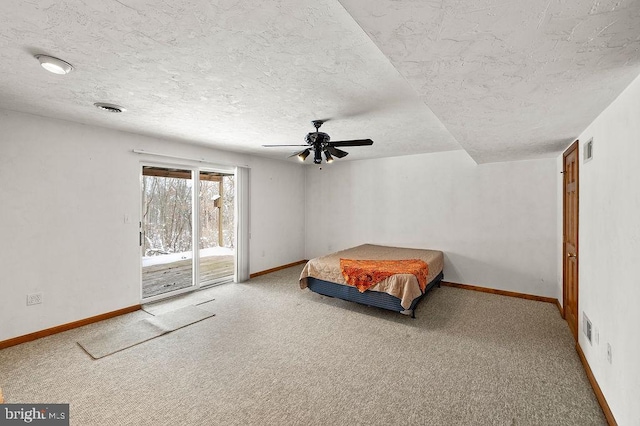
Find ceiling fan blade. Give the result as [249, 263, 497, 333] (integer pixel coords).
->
[326, 146, 349, 158]
[262, 144, 310, 147]
[288, 149, 309, 158]
[329, 139, 373, 147]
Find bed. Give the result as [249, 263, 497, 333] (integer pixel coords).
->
[299, 244, 444, 317]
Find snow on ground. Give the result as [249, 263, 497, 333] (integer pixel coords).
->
[142, 246, 234, 267]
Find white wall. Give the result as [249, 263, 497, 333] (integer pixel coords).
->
[565, 73, 640, 426]
[248, 156, 306, 273]
[0, 110, 305, 342]
[305, 150, 558, 297]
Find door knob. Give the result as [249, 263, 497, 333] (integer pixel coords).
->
[567, 253, 577, 258]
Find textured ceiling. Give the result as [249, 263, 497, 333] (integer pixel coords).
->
[339, 0, 640, 163]
[0, 0, 639, 164]
[0, 0, 459, 163]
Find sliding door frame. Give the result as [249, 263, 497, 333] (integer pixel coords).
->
[139, 161, 238, 303]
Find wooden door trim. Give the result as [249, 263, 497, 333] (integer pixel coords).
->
[562, 140, 579, 334]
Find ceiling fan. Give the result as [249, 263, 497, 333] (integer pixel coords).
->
[262, 120, 373, 164]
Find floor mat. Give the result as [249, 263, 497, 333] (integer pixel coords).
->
[77, 305, 215, 359]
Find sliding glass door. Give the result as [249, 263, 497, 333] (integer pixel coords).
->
[140, 166, 237, 301]
[141, 167, 195, 299]
[198, 171, 235, 286]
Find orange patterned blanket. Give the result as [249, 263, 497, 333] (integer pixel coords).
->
[340, 259, 429, 293]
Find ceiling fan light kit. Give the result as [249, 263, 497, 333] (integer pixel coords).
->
[263, 119, 373, 165]
[297, 149, 311, 161]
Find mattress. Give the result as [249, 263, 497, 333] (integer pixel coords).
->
[300, 244, 444, 310]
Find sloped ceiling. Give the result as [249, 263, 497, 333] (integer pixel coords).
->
[339, 0, 640, 163]
[0, 0, 639, 164]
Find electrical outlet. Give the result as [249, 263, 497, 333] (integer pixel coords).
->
[607, 343, 612, 364]
[27, 293, 42, 306]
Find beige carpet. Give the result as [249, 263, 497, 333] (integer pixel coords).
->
[77, 305, 215, 359]
[0, 266, 605, 425]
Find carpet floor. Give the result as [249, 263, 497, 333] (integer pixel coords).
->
[0, 266, 605, 425]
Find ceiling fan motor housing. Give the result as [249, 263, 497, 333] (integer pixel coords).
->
[305, 131, 330, 145]
[313, 148, 322, 164]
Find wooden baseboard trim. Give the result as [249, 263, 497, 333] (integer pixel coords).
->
[555, 299, 565, 318]
[440, 281, 557, 304]
[250, 260, 308, 279]
[576, 343, 617, 425]
[0, 305, 141, 350]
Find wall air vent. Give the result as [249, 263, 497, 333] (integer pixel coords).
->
[583, 312, 592, 345]
[94, 102, 126, 113]
[584, 138, 593, 162]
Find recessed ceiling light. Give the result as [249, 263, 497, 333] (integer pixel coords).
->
[94, 103, 126, 113]
[35, 54, 73, 75]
